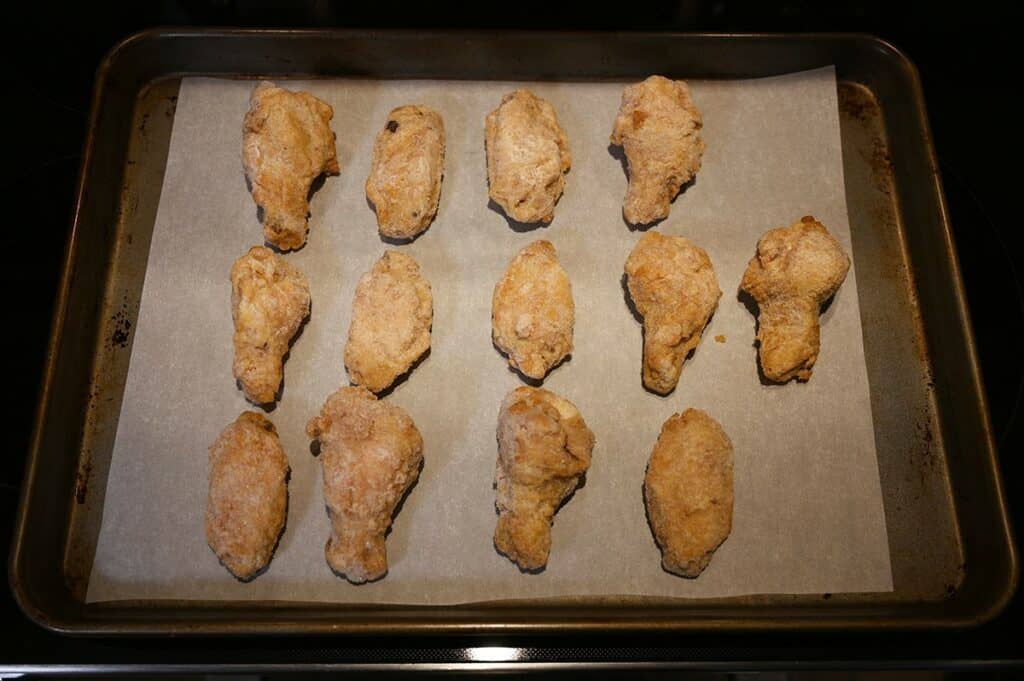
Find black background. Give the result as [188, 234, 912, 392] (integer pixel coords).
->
[4, 1, 1022, 672]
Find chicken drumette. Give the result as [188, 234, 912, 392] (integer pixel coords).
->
[644, 408, 733, 578]
[624, 231, 721, 395]
[206, 411, 290, 581]
[365, 105, 446, 240]
[492, 240, 574, 381]
[739, 216, 851, 383]
[243, 81, 339, 251]
[344, 251, 433, 394]
[610, 76, 705, 226]
[307, 386, 423, 583]
[494, 386, 594, 571]
[230, 246, 311, 405]
[485, 89, 571, 224]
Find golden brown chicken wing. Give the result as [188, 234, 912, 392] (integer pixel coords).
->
[365, 105, 445, 240]
[610, 76, 705, 226]
[206, 411, 290, 581]
[306, 386, 423, 583]
[644, 408, 733, 578]
[230, 246, 311, 404]
[243, 81, 339, 251]
[624, 231, 721, 395]
[344, 251, 433, 394]
[492, 240, 574, 381]
[494, 386, 594, 571]
[739, 216, 851, 383]
[485, 89, 571, 224]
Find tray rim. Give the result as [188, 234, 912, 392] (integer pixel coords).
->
[9, 27, 1018, 636]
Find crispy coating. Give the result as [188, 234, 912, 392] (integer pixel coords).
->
[624, 231, 721, 395]
[610, 76, 705, 226]
[306, 386, 424, 583]
[485, 89, 571, 224]
[365, 105, 445, 240]
[206, 411, 290, 581]
[494, 386, 594, 570]
[492, 241, 574, 380]
[230, 246, 311, 404]
[644, 408, 733, 578]
[739, 216, 851, 382]
[344, 251, 433, 394]
[242, 81, 339, 251]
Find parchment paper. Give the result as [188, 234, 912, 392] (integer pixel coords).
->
[87, 68, 893, 603]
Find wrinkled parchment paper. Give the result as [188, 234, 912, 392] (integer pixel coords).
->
[87, 68, 892, 603]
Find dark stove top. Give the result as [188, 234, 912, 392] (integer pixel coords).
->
[4, 2, 1021, 673]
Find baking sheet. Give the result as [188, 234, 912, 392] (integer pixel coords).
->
[87, 68, 892, 604]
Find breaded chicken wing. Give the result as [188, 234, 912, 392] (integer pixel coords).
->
[644, 408, 733, 578]
[230, 246, 311, 404]
[365, 105, 445, 240]
[624, 231, 721, 395]
[492, 240, 574, 381]
[739, 216, 851, 382]
[206, 411, 290, 581]
[485, 89, 571, 224]
[243, 81, 339, 251]
[610, 76, 705, 226]
[307, 386, 423, 583]
[494, 386, 594, 571]
[344, 251, 433, 394]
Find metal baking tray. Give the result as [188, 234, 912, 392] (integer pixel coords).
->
[9, 29, 1017, 634]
